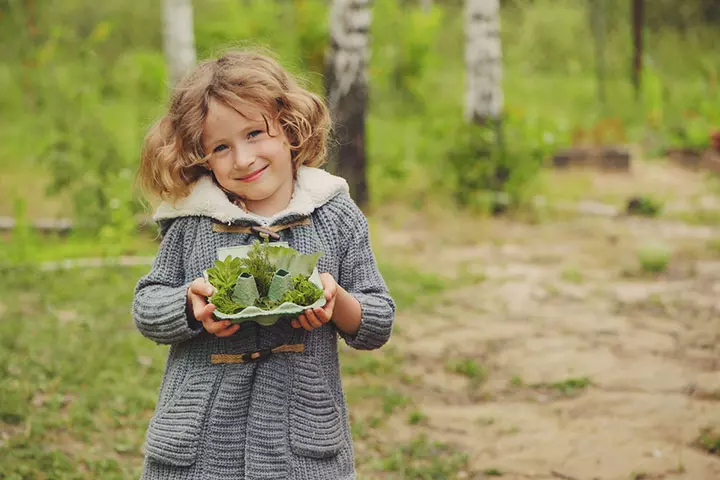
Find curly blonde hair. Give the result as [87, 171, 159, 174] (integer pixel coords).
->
[137, 49, 330, 202]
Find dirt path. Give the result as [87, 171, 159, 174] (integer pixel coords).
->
[353, 163, 720, 479]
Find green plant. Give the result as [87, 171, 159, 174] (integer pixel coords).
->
[447, 358, 488, 389]
[484, 469, 504, 476]
[378, 436, 470, 479]
[534, 376, 592, 395]
[206, 256, 247, 314]
[637, 241, 671, 273]
[280, 275, 324, 306]
[206, 241, 324, 314]
[695, 427, 720, 455]
[408, 409, 427, 425]
[238, 241, 276, 298]
[626, 196, 664, 217]
[561, 267, 583, 283]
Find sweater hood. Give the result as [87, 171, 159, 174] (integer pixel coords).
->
[153, 166, 349, 226]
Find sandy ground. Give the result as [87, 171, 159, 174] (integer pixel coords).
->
[355, 160, 720, 479]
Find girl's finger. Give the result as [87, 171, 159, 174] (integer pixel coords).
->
[291, 319, 300, 329]
[304, 309, 323, 328]
[313, 307, 330, 323]
[204, 318, 231, 334]
[215, 323, 240, 337]
[189, 278, 215, 297]
[196, 303, 216, 323]
[323, 295, 336, 317]
[298, 314, 313, 331]
[190, 294, 209, 320]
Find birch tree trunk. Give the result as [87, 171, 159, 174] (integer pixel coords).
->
[465, 0, 502, 125]
[163, 0, 197, 88]
[325, 0, 372, 209]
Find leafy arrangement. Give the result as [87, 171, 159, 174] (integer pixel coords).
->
[205, 240, 324, 315]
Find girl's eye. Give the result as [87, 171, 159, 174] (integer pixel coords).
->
[248, 130, 263, 139]
[213, 144, 228, 153]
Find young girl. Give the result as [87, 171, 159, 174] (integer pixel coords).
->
[133, 50, 395, 479]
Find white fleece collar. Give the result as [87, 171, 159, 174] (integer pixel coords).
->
[153, 166, 349, 226]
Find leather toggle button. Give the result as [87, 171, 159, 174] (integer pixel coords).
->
[250, 226, 281, 240]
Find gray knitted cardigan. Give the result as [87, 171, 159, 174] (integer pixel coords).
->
[132, 167, 395, 479]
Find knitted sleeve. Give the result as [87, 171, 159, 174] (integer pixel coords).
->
[132, 216, 204, 345]
[334, 195, 396, 350]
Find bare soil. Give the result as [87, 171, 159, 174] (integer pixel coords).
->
[355, 160, 720, 479]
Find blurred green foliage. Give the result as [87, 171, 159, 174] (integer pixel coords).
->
[0, 0, 718, 233]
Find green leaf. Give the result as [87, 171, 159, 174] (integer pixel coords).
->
[206, 255, 243, 290]
[237, 240, 276, 297]
[266, 245, 323, 277]
[280, 274, 324, 306]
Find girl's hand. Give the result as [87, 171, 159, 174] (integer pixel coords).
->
[187, 277, 240, 337]
[292, 273, 337, 331]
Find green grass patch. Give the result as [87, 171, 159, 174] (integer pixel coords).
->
[561, 266, 583, 284]
[408, 409, 427, 426]
[0, 231, 159, 267]
[695, 426, 720, 456]
[446, 358, 487, 380]
[378, 260, 449, 310]
[533, 376, 592, 396]
[636, 241, 671, 274]
[374, 436, 470, 479]
[484, 468, 504, 476]
[446, 358, 488, 391]
[0, 266, 162, 478]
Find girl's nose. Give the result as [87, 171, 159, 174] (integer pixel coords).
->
[232, 147, 256, 170]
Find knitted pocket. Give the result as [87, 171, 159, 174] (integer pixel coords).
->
[144, 369, 216, 466]
[288, 356, 346, 458]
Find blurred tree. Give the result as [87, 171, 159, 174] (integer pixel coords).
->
[465, 0, 502, 126]
[163, 0, 196, 88]
[325, 0, 372, 208]
[632, 0, 644, 99]
[589, 0, 606, 106]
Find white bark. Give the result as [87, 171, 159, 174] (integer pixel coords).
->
[325, 0, 372, 207]
[420, 0, 433, 11]
[465, 0, 503, 124]
[326, 0, 372, 111]
[163, 0, 197, 88]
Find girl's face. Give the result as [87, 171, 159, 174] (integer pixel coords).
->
[202, 99, 294, 217]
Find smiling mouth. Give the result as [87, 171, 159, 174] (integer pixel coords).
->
[238, 165, 268, 182]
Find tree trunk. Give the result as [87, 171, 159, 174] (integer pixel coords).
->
[631, 0, 644, 99]
[465, 0, 503, 125]
[163, 0, 197, 88]
[589, 0, 606, 107]
[325, 0, 372, 209]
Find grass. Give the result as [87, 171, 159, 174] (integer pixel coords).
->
[0, 266, 160, 477]
[373, 436, 470, 480]
[377, 260, 449, 310]
[0, 230, 159, 267]
[561, 266, 584, 284]
[532, 377, 593, 396]
[695, 427, 720, 456]
[636, 241, 671, 274]
[446, 358, 488, 391]
[407, 409, 427, 426]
